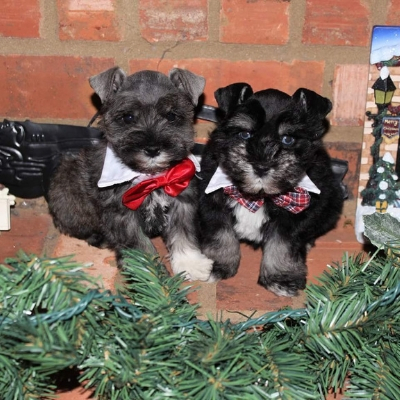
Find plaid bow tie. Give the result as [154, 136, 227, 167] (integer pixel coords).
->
[223, 185, 311, 214]
[122, 158, 196, 210]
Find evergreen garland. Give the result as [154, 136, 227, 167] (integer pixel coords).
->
[1, 214, 400, 399]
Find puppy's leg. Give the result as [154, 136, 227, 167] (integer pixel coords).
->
[102, 210, 157, 268]
[199, 203, 241, 281]
[164, 198, 213, 282]
[258, 229, 307, 297]
[202, 227, 241, 282]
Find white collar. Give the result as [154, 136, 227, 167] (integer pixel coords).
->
[205, 166, 320, 194]
[98, 143, 200, 188]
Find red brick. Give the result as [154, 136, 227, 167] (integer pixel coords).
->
[58, 0, 121, 41]
[220, 0, 289, 45]
[303, 0, 370, 46]
[130, 59, 325, 105]
[331, 64, 369, 127]
[0, 202, 53, 261]
[53, 235, 117, 290]
[139, 0, 208, 42]
[0, 0, 40, 38]
[56, 387, 92, 400]
[0, 56, 115, 120]
[387, 0, 400, 24]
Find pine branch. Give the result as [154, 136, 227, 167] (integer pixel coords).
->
[0, 251, 112, 399]
[345, 343, 400, 399]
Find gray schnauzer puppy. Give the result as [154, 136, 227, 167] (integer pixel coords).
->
[198, 83, 344, 296]
[47, 66, 213, 281]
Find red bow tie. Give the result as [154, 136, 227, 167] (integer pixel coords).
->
[122, 158, 196, 210]
[223, 186, 311, 214]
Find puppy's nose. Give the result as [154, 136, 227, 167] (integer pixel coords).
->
[144, 146, 161, 157]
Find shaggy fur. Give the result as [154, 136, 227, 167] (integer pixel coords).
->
[198, 83, 344, 296]
[47, 66, 213, 281]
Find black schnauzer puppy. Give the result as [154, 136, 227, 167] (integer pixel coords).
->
[48, 66, 213, 281]
[198, 83, 344, 296]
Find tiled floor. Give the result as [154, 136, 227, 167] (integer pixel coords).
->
[0, 196, 364, 399]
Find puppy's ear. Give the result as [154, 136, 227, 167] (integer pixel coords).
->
[89, 67, 127, 103]
[168, 68, 206, 106]
[292, 88, 332, 139]
[292, 88, 332, 117]
[214, 83, 253, 115]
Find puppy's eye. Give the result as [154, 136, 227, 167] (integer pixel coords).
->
[165, 111, 177, 122]
[281, 135, 295, 146]
[238, 131, 252, 140]
[122, 114, 135, 124]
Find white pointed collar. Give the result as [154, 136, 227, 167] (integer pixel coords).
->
[205, 166, 320, 194]
[98, 143, 200, 188]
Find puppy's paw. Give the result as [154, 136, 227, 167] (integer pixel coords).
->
[209, 261, 238, 281]
[206, 265, 234, 283]
[258, 275, 306, 297]
[86, 233, 108, 248]
[264, 283, 300, 297]
[170, 249, 213, 281]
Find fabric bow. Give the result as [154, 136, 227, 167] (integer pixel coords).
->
[223, 185, 311, 214]
[122, 158, 196, 210]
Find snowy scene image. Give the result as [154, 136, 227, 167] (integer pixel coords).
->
[371, 26, 400, 64]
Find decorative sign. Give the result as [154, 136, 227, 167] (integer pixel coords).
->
[382, 116, 400, 143]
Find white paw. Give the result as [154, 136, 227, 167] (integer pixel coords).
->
[170, 249, 213, 281]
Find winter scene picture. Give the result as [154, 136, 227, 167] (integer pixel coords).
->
[356, 26, 400, 242]
[370, 26, 400, 65]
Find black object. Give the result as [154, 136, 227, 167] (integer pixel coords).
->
[0, 120, 102, 198]
[195, 104, 218, 122]
[0, 106, 348, 199]
[330, 157, 349, 200]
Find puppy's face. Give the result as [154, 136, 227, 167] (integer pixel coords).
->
[212, 85, 332, 196]
[102, 77, 195, 175]
[90, 68, 205, 174]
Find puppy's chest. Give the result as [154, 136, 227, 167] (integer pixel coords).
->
[139, 191, 170, 235]
[230, 200, 268, 243]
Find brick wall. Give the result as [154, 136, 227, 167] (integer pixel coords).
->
[0, 0, 396, 217]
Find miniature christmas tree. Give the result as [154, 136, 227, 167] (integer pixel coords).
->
[361, 152, 400, 210]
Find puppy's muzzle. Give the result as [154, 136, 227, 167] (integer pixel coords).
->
[144, 146, 161, 158]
